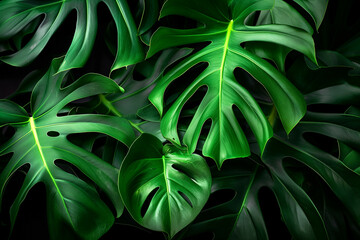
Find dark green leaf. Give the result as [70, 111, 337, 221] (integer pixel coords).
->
[0, 0, 144, 71]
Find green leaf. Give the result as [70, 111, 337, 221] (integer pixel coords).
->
[338, 107, 360, 174]
[110, 48, 192, 119]
[0, 99, 29, 127]
[264, 110, 360, 226]
[119, 133, 211, 238]
[0, 0, 144, 72]
[148, 0, 315, 167]
[338, 35, 360, 58]
[176, 159, 328, 240]
[246, 0, 313, 71]
[138, 0, 160, 36]
[287, 49, 360, 101]
[293, 0, 329, 30]
[0, 58, 135, 239]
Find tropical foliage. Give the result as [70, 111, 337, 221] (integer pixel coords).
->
[0, 0, 359, 239]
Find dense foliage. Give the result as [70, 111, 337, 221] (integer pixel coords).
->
[0, 0, 359, 239]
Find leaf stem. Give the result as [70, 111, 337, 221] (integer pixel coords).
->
[99, 94, 144, 134]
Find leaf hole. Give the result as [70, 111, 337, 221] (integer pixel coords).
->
[8, 183, 49, 239]
[172, 164, 196, 182]
[0, 152, 14, 173]
[163, 62, 208, 110]
[91, 135, 107, 158]
[302, 132, 339, 158]
[132, 69, 147, 81]
[66, 133, 98, 152]
[0, 125, 15, 145]
[54, 158, 118, 216]
[58, 96, 97, 116]
[178, 191, 193, 208]
[258, 187, 291, 239]
[141, 187, 159, 218]
[160, 15, 199, 30]
[35, 9, 77, 66]
[233, 67, 272, 103]
[54, 160, 93, 186]
[283, 0, 317, 31]
[307, 104, 349, 114]
[1, 163, 30, 225]
[244, 11, 261, 26]
[47, 131, 60, 137]
[202, 189, 236, 210]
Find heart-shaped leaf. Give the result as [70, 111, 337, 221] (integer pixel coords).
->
[119, 133, 211, 238]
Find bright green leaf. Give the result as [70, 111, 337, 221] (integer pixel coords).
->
[0, 58, 135, 239]
[148, 0, 316, 167]
[119, 133, 211, 238]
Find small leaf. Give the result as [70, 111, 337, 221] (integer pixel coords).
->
[119, 133, 211, 238]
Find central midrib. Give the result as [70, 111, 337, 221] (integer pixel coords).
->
[218, 20, 234, 157]
[162, 155, 172, 235]
[29, 117, 74, 227]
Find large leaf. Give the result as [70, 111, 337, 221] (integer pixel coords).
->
[0, 58, 135, 239]
[175, 159, 328, 240]
[0, 0, 144, 72]
[119, 133, 211, 238]
[175, 109, 360, 239]
[263, 111, 360, 227]
[147, 0, 316, 167]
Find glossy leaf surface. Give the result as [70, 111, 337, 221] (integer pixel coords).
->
[175, 159, 328, 240]
[0, 58, 135, 239]
[119, 133, 211, 238]
[0, 0, 144, 71]
[148, 0, 316, 167]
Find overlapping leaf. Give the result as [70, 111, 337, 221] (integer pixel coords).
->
[0, 58, 135, 239]
[0, 0, 144, 71]
[119, 133, 211, 238]
[147, 0, 317, 167]
[174, 107, 360, 240]
[246, 0, 317, 71]
[175, 159, 328, 240]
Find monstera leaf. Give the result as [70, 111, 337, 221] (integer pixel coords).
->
[246, 0, 322, 71]
[175, 159, 329, 240]
[0, 0, 144, 71]
[106, 48, 192, 119]
[338, 110, 360, 174]
[0, 58, 135, 239]
[173, 109, 360, 240]
[147, 0, 317, 167]
[119, 133, 211, 238]
[263, 111, 360, 226]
